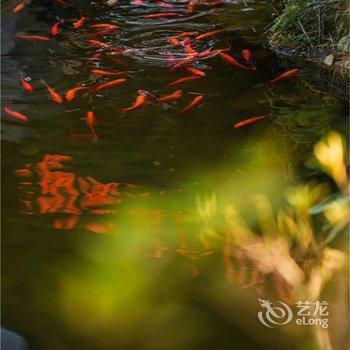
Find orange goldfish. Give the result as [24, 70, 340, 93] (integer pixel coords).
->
[185, 67, 206, 77]
[86, 111, 97, 140]
[174, 31, 198, 38]
[168, 37, 180, 46]
[91, 29, 115, 36]
[233, 115, 266, 128]
[181, 37, 192, 45]
[219, 53, 252, 71]
[91, 69, 128, 76]
[241, 49, 252, 62]
[165, 75, 200, 88]
[195, 29, 224, 40]
[20, 73, 33, 93]
[197, 49, 221, 58]
[159, 90, 183, 102]
[92, 78, 126, 92]
[4, 105, 29, 122]
[156, 0, 173, 8]
[180, 95, 203, 114]
[87, 39, 110, 49]
[120, 91, 147, 115]
[85, 52, 102, 65]
[188, 0, 196, 12]
[90, 23, 119, 30]
[171, 57, 196, 70]
[13, 0, 26, 13]
[183, 44, 197, 58]
[39, 78, 63, 103]
[65, 86, 88, 101]
[51, 20, 63, 36]
[73, 14, 85, 29]
[267, 68, 300, 85]
[144, 13, 183, 19]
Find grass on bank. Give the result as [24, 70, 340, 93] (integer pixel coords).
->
[269, 0, 349, 55]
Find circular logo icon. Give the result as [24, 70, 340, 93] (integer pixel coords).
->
[258, 298, 293, 328]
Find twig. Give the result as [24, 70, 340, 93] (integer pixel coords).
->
[298, 19, 315, 50]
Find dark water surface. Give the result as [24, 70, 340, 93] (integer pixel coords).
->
[1, 0, 348, 349]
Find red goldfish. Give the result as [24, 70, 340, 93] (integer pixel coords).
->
[91, 69, 128, 76]
[159, 90, 182, 102]
[65, 86, 88, 101]
[267, 68, 300, 85]
[20, 74, 33, 93]
[219, 53, 252, 71]
[233, 115, 267, 128]
[92, 78, 126, 93]
[120, 91, 147, 116]
[196, 29, 224, 40]
[165, 75, 200, 88]
[73, 14, 85, 29]
[39, 78, 63, 103]
[180, 95, 203, 114]
[4, 105, 29, 122]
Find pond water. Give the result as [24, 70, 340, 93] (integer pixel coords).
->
[1, 0, 348, 349]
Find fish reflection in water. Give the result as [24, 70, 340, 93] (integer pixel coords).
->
[13, 155, 297, 301]
[13, 154, 142, 233]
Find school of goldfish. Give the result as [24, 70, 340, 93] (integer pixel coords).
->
[5, 0, 300, 139]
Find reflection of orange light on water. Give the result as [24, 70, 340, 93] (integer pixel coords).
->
[13, 154, 137, 231]
[13, 156, 296, 300]
[52, 215, 80, 229]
